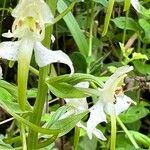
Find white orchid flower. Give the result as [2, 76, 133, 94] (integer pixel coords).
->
[60, 82, 106, 141]
[0, 66, 2, 79]
[0, 0, 74, 111]
[87, 66, 136, 140]
[0, 0, 74, 73]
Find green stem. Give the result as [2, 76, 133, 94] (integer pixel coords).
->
[102, 0, 115, 36]
[20, 124, 27, 150]
[29, 72, 48, 145]
[73, 126, 80, 150]
[29, 66, 39, 76]
[87, 0, 94, 73]
[117, 117, 139, 149]
[124, 0, 131, 11]
[122, 10, 129, 44]
[27, 1, 57, 148]
[110, 114, 116, 150]
[27, 66, 49, 150]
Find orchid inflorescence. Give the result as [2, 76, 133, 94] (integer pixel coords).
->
[62, 66, 136, 140]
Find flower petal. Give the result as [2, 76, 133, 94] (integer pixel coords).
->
[104, 95, 136, 116]
[103, 102, 116, 115]
[104, 66, 133, 89]
[93, 128, 107, 141]
[77, 122, 106, 141]
[12, 0, 53, 23]
[87, 101, 107, 139]
[2, 30, 14, 38]
[39, 0, 54, 23]
[0, 41, 20, 61]
[115, 95, 136, 115]
[102, 66, 133, 102]
[34, 42, 74, 74]
[131, 0, 141, 12]
[0, 66, 2, 79]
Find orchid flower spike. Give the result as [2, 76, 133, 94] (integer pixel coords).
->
[60, 82, 106, 141]
[0, 66, 2, 79]
[87, 66, 136, 140]
[0, 0, 74, 73]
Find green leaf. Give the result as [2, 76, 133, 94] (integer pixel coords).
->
[70, 52, 87, 73]
[133, 61, 150, 75]
[116, 134, 135, 150]
[112, 17, 139, 31]
[46, 73, 104, 87]
[140, 6, 150, 19]
[93, 0, 108, 7]
[45, 106, 69, 127]
[27, 88, 37, 98]
[0, 87, 31, 114]
[57, 0, 89, 57]
[46, 73, 104, 98]
[78, 136, 97, 150]
[47, 82, 87, 98]
[119, 105, 149, 123]
[0, 80, 18, 99]
[0, 139, 13, 150]
[0, 87, 59, 135]
[139, 19, 150, 43]
[129, 131, 150, 148]
[49, 111, 88, 137]
[131, 52, 148, 61]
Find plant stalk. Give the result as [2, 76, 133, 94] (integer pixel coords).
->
[27, 1, 57, 149]
[117, 117, 139, 149]
[110, 114, 116, 150]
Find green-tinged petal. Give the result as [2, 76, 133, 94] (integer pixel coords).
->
[77, 122, 106, 141]
[34, 42, 74, 74]
[0, 41, 20, 61]
[18, 38, 34, 110]
[87, 101, 107, 140]
[102, 66, 133, 102]
[12, 0, 53, 23]
[104, 66, 133, 89]
[0, 66, 2, 79]
[131, 0, 141, 12]
[65, 82, 89, 111]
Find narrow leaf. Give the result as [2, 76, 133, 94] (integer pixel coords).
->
[57, 0, 89, 57]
